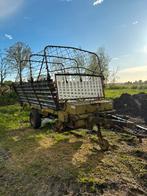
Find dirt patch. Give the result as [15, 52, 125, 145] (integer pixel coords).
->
[113, 93, 147, 122]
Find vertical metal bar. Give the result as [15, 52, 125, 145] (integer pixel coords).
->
[29, 58, 34, 82]
[44, 50, 59, 110]
[44, 50, 51, 80]
[37, 56, 45, 81]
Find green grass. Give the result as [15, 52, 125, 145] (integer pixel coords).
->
[0, 104, 147, 195]
[105, 88, 147, 99]
[0, 94, 147, 194]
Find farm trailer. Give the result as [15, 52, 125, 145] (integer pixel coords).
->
[13, 45, 147, 150]
[12, 46, 114, 150]
[13, 46, 113, 129]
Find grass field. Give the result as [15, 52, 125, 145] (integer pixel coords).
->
[105, 88, 147, 99]
[0, 102, 147, 195]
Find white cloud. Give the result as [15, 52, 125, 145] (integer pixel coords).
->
[4, 34, 13, 40]
[118, 65, 147, 82]
[0, 0, 24, 19]
[120, 66, 147, 74]
[132, 21, 138, 25]
[93, 0, 104, 6]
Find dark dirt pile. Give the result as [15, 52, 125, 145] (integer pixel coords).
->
[113, 93, 147, 122]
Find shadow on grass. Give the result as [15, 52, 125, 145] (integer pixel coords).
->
[0, 124, 107, 195]
[118, 133, 138, 146]
[130, 150, 147, 161]
[0, 105, 115, 195]
[19, 139, 105, 194]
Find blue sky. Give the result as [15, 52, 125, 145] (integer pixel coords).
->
[0, 0, 147, 82]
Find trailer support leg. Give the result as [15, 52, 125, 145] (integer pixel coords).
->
[93, 124, 109, 151]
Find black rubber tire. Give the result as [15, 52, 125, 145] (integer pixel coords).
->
[30, 109, 41, 129]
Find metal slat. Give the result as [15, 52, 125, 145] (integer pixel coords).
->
[20, 96, 55, 103]
[19, 93, 54, 100]
[14, 79, 58, 109]
[20, 98, 56, 108]
[19, 87, 56, 93]
[16, 89, 56, 96]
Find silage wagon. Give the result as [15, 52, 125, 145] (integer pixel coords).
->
[13, 45, 113, 132]
[13, 45, 147, 150]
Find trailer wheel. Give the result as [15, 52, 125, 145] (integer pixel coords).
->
[30, 109, 41, 129]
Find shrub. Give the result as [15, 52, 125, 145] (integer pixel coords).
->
[0, 91, 18, 106]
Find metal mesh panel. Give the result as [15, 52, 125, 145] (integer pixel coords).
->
[29, 54, 46, 81]
[56, 74, 104, 101]
[44, 45, 101, 75]
[21, 65, 30, 82]
[21, 46, 102, 82]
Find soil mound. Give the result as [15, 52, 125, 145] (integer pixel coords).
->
[113, 93, 147, 122]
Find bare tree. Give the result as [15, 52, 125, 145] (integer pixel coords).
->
[5, 42, 31, 81]
[109, 66, 119, 84]
[97, 47, 110, 81]
[0, 57, 8, 86]
[88, 47, 110, 82]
